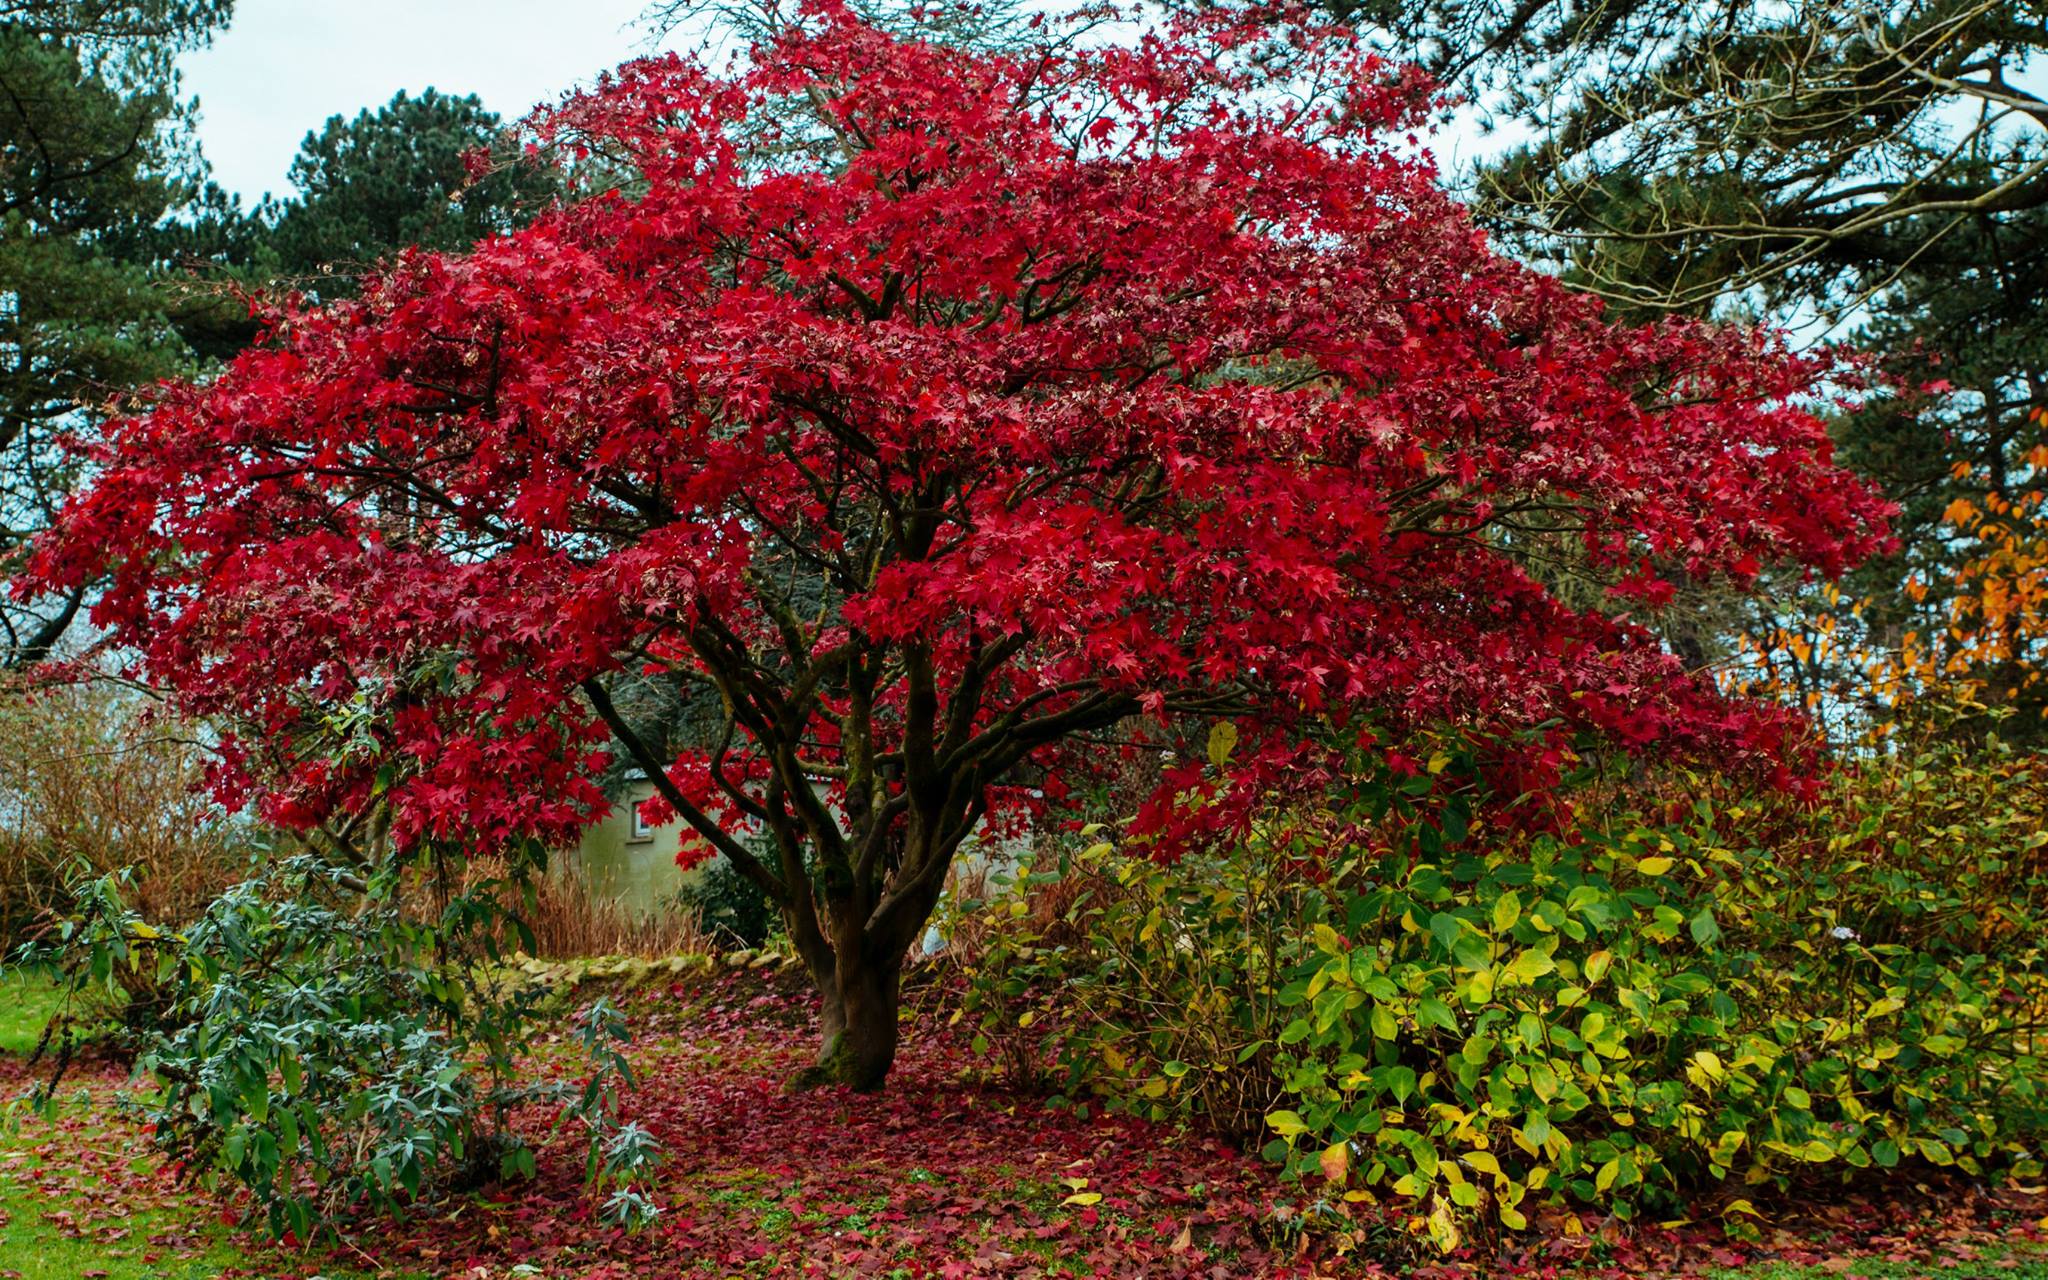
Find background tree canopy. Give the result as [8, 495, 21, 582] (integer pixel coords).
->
[0, 0, 228, 665]
[260, 87, 559, 299]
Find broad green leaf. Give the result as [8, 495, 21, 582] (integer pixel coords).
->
[1508, 948, 1555, 983]
[1462, 967, 1495, 1004]
[1371, 1003, 1399, 1040]
[1583, 950, 1613, 984]
[1689, 908, 1721, 947]
[1386, 1065, 1418, 1103]
[1417, 997, 1458, 1032]
[1266, 1110, 1308, 1138]
[1492, 892, 1522, 933]
[1429, 912, 1463, 954]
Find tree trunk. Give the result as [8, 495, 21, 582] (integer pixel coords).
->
[795, 944, 902, 1092]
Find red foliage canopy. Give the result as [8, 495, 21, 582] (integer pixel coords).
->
[17, 5, 1887, 1078]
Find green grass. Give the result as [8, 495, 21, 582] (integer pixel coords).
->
[0, 975, 409, 1280]
[1699, 1245, 2048, 1280]
[0, 1123, 415, 1280]
[0, 1090, 249, 1280]
[0, 1178, 249, 1280]
[0, 966, 66, 1055]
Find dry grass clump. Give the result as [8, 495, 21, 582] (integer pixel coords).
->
[1, 681, 249, 949]
[520, 865, 715, 959]
[2, 678, 714, 967]
[448, 856, 714, 960]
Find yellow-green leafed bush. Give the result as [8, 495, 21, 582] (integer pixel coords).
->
[1258, 825, 2044, 1221]
[952, 736, 2048, 1238]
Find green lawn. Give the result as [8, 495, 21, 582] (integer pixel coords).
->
[0, 966, 67, 1055]
[0, 1089, 414, 1280]
[1, 1083, 255, 1280]
[0, 1168, 249, 1280]
[0, 968, 401, 1280]
[1702, 1252, 2048, 1280]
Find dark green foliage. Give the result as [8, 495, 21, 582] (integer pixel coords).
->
[1462, 1, 2047, 728]
[4, 0, 230, 46]
[0, 4, 222, 664]
[1825, 202, 2048, 733]
[0, 7, 558, 666]
[262, 88, 558, 297]
[676, 857, 778, 949]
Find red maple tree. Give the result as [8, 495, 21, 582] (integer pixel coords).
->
[17, 7, 1890, 1087]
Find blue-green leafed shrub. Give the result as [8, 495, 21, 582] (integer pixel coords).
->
[13, 850, 662, 1240]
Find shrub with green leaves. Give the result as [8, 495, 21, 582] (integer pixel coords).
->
[13, 850, 663, 1240]
[952, 737, 2048, 1248]
[674, 855, 779, 950]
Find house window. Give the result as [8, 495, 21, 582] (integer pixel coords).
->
[629, 800, 654, 842]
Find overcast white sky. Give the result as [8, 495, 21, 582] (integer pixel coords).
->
[174, 1, 1526, 208]
[179, 0, 674, 204]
